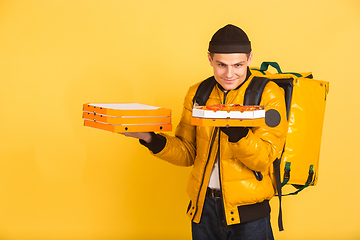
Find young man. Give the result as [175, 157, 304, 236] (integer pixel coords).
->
[122, 24, 288, 240]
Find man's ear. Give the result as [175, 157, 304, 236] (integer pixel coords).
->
[207, 52, 213, 66]
[247, 52, 253, 66]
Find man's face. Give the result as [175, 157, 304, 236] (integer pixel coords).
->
[208, 52, 252, 91]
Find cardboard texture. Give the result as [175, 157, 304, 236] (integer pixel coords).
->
[191, 105, 265, 127]
[191, 116, 265, 127]
[83, 103, 172, 133]
[192, 106, 265, 119]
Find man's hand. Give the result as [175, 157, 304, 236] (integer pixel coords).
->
[220, 127, 249, 142]
[120, 132, 152, 143]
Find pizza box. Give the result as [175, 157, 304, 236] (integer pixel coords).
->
[191, 116, 265, 127]
[82, 112, 171, 125]
[84, 119, 172, 133]
[192, 105, 265, 119]
[83, 103, 171, 117]
[83, 103, 172, 133]
[191, 105, 265, 127]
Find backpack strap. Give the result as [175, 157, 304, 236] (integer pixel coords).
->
[244, 76, 284, 231]
[193, 76, 216, 106]
[273, 158, 284, 231]
[244, 76, 271, 105]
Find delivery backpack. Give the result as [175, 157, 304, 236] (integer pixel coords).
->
[193, 61, 329, 231]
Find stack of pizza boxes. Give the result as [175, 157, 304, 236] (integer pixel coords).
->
[83, 103, 172, 133]
[191, 104, 265, 127]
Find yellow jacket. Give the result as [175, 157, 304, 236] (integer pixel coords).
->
[152, 73, 288, 225]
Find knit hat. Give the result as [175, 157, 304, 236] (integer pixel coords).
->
[208, 24, 252, 53]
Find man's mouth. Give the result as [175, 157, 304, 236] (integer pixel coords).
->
[223, 78, 237, 83]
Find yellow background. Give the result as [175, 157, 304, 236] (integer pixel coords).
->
[0, 0, 359, 239]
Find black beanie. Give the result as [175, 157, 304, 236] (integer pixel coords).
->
[208, 24, 251, 53]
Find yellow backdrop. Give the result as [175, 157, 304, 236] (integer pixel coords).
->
[0, 0, 359, 239]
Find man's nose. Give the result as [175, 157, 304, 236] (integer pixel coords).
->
[226, 66, 234, 78]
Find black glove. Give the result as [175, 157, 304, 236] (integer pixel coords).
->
[220, 127, 249, 143]
[139, 132, 166, 154]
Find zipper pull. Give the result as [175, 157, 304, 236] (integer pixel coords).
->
[253, 171, 263, 181]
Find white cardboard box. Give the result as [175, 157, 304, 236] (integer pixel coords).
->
[192, 106, 265, 119]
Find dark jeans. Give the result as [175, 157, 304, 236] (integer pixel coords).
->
[192, 196, 274, 240]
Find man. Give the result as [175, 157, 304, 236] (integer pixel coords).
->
[122, 24, 288, 240]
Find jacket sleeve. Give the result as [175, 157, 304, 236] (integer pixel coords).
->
[149, 86, 198, 167]
[228, 81, 288, 172]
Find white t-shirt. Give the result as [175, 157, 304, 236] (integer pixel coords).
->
[208, 155, 220, 190]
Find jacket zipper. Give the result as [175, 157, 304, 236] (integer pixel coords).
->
[192, 92, 228, 220]
[218, 91, 228, 223]
[191, 90, 228, 221]
[219, 90, 229, 187]
[192, 126, 218, 221]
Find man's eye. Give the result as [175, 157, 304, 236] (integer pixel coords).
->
[235, 64, 243, 67]
[218, 64, 226, 67]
